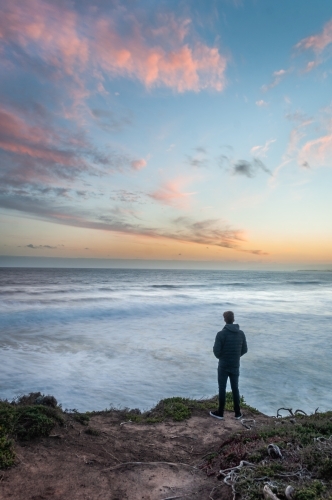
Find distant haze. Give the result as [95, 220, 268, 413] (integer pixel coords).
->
[0, 256, 331, 271]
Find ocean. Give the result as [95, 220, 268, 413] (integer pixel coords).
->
[0, 268, 331, 415]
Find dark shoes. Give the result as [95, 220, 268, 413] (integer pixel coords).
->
[209, 411, 243, 420]
[209, 410, 224, 420]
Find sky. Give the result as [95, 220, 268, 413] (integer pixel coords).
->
[1, 0, 332, 269]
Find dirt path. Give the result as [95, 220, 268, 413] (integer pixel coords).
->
[0, 409, 268, 500]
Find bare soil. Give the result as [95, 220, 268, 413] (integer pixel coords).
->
[0, 408, 269, 500]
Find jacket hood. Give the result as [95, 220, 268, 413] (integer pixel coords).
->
[224, 323, 240, 333]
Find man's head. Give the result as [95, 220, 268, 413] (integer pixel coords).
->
[223, 310, 234, 324]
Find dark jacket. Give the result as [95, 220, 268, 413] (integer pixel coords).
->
[213, 323, 248, 374]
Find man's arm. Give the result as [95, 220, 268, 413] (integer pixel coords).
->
[241, 334, 248, 356]
[213, 330, 225, 359]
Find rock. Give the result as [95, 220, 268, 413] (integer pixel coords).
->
[263, 485, 280, 500]
[285, 485, 295, 499]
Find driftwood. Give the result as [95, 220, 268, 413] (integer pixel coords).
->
[277, 407, 294, 417]
[276, 407, 307, 418]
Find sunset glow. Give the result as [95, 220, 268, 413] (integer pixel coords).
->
[1, 0, 332, 268]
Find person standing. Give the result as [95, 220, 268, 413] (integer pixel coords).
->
[210, 311, 248, 420]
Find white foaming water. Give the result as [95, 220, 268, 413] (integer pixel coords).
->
[0, 268, 331, 415]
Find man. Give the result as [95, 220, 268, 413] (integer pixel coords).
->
[210, 311, 248, 420]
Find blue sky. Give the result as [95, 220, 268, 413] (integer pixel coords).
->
[1, 0, 332, 267]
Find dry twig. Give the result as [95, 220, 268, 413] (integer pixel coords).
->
[277, 408, 294, 417]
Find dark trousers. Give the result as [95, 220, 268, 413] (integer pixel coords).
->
[218, 368, 241, 416]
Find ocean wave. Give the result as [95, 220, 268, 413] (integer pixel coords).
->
[0, 301, 209, 329]
[150, 283, 249, 289]
[151, 284, 179, 289]
[287, 280, 321, 285]
[0, 287, 88, 296]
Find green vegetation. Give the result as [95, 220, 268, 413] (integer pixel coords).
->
[123, 392, 259, 423]
[72, 412, 90, 426]
[295, 481, 326, 500]
[0, 394, 63, 469]
[0, 433, 15, 469]
[202, 410, 332, 499]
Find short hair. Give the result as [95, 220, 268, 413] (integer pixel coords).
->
[223, 310, 234, 324]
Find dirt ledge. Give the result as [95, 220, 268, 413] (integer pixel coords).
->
[0, 406, 267, 500]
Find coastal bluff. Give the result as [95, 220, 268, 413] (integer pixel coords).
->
[1, 393, 331, 499]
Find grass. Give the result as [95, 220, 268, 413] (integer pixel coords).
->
[0, 393, 64, 469]
[72, 412, 90, 426]
[202, 410, 332, 499]
[123, 392, 259, 423]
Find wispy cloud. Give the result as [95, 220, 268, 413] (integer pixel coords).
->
[232, 159, 272, 178]
[0, 106, 96, 189]
[18, 244, 57, 249]
[262, 68, 290, 91]
[110, 190, 144, 204]
[219, 151, 272, 178]
[187, 147, 208, 168]
[170, 216, 244, 249]
[131, 159, 147, 171]
[270, 112, 314, 184]
[187, 156, 208, 168]
[0, 188, 266, 255]
[0, 103, 148, 197]
[255, 100, 268, 107]
[295, 19, 332, 53]
[169, 217, 267, 255]
[250, 139, 276, 158]
[149, 178, 196, 208]
[90, 109, 132, 132]
[294, 19, 332, 72]
[299, 134, 332, 168]
[285, 111, 310, 123]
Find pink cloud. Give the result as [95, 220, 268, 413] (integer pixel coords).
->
[0, 106, 127, 187]
[149, 178, 196, 208]
[296, 19, 332, 53]
[0, 104, 151, 188]
[94, 20, 227, 92]
[131, 159, 147, 171]
[0, 1, 227, 93]
[0, 0, 89, 76]
[0, 107, 75, 168]
[149, 15, 191, 43]
[299, 134, 332, 168]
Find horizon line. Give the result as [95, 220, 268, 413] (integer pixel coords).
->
[1, 255, 331, 271]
